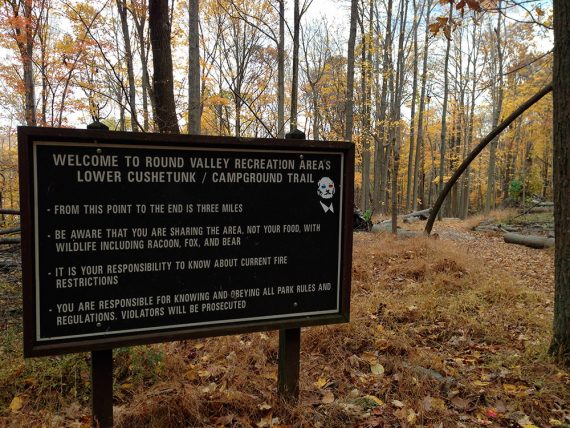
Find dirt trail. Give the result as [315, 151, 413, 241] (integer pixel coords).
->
[407, 217, 554, 294]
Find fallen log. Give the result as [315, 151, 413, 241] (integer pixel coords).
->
[403, 216, 419, 224]
[526, 206, 553, 213]
[402, 208, 432, 220]
[371, 225, 422, 238]
[0, 227, 20, 235]
[0, 209, 20, 215]
[0, 237, 20, 245]
[504, 232, 555, 249]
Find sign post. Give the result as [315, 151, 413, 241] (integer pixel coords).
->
[18, 126, 354, 423]
[91, 348, 113, 427]
[86, 121, 113, 428]
[277, 129, 306, 402]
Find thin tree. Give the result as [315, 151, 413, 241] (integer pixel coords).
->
[412, 0, 432, 211]
[4, 0, 39, 125]
[405, 0, 421, 212]
[290, 0, 313, 131]
[373, 0, 393, 214]
[116, 0, 138, 131]
[188, 0, 201, 134]
[149, 0, 179, 133]
[550, 0, 570, 366]
[437, 4, 453, 221]
[485, 4, 504, 212]
[344, 0, 358, 141]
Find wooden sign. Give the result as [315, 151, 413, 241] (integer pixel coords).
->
[18, 127, 354, 357]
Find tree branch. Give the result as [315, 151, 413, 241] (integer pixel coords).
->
[424, 82, 553, 235]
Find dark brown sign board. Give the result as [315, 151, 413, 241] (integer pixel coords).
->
[19, 127, 354, 357]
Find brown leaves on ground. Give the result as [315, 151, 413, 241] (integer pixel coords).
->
[2, 215, 569, 427]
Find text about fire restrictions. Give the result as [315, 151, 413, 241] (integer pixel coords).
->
[33, 142, 345, 341]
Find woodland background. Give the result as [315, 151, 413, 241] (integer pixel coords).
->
[1, 1, 569, 426]
[0, 0, 555, 219]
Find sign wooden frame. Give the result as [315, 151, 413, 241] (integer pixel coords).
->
[19, 126, 354, 357]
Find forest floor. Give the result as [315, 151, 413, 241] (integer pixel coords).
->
[0, 210, 569, 427]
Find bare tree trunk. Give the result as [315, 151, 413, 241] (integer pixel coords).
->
[188, 0, 201, 134]
[521, 140, 532, 205]
[360, 0, 373, 211]
[344, 0, 358, 141]
[278, 0, 285, 137]
[130, 0, 153, 131]
[290, 0, 301, 131]
[460, 22, 480, 219]
[550, 0, 569, 363]
[405, 0, 420, 212]
[390, 0, 407, 231]
[372, 5, 382, 210]
[9, 0, 37, 126]
[391, 137, 399, 234]
[413, 0, 432, 211]
[117, 0, 138, 131]
[149, 0, 179, 133]
[38, 6, 49, 126]
[437, 5, 452, 221]
[376, 0, 393, 214]
[485, 5, 504, 212]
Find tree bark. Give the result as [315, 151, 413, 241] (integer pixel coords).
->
[344, 0, 358, 141]
[485, 6, 504, 212]
[437, 5, 452, 221]
[375, 0, 393, 214]
[278, 0, 285, 137]
[406, 0, 420, 212]
[413, 0, 432, 211]
[460, 22, 481, 219]
[550, 0, 570, 366]
[359, 0, 373, 211]
[9, 0, 37, 125]
[130, 0, 153, 131]
[187, 0, 201, 134]
[117, 0, 138, 131]
[149, 0, 179, 133]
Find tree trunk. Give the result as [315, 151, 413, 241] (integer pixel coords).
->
[344, 0, 358, 141]
[437, 5, 452, 221]
[360, 44, 369, 210]
[461, 22, 480, 219]
[406, 0, 420, 212]
[187, 0, 201, 134]
[149, 0, 179, 133]
[130, 0, 153, 131]
[372, 6, 382, 210]
[290, 0, 301, 131]
[278, 0, 285, 137]
[485, 6, 504, 212]
[390, 0, 408, 231]
[375, 0, 393, 214]
[550, 0, 570, 366]
[117, 0, 138, 131]
[391, 138, 400, 234]
[413, 0, 432, 211]
[11, 0, 37, 126]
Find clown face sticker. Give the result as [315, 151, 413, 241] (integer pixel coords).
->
[317, 177, 335, 199]
[317, 177, 335, 213]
